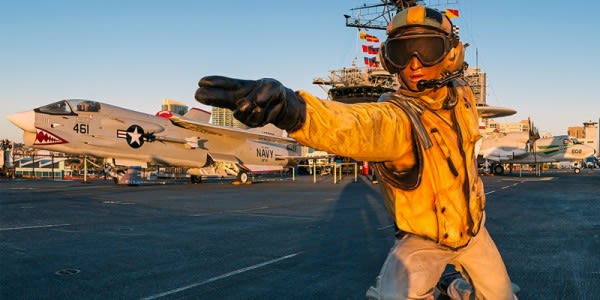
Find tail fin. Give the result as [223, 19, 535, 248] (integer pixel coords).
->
[527, 117, 540, 151]
[183, 108, 212, 123]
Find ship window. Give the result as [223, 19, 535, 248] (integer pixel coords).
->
[34, 100, 76, 115]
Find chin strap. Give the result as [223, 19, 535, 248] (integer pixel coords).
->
[416, 63, 467, 91]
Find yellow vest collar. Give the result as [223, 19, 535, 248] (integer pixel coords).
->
[399, 87, 448, 111]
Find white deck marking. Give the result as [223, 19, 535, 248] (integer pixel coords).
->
[0, 224, 71, 231]
[486, 181, 523, 195]
[377, 224, 395, 231]
[141, 252, 301, 300]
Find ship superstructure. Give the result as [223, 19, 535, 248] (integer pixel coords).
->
[312, 63, 397, 103]
[313, 0, 460, 104]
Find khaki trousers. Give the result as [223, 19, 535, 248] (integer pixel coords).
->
[366, 224, 513, 300]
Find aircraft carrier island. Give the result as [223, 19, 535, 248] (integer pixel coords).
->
[313, 65, 397, 104]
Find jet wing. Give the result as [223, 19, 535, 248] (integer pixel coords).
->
[169, 115, 297, 145]
[208, 152, 240, 164]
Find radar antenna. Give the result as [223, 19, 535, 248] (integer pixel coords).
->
[344, 0, 423, 31]
[344, 0, 456, 31]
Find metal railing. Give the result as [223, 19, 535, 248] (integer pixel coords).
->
[291, 162, 358, 184]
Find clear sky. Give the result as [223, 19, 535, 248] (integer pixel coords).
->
[2, 0, 599, 142]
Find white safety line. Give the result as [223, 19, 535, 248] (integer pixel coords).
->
[140, 252, 302, 300]
[0, 223, 71, 231]
[485, 181, 524, 195]
[239, 213, 317, 220]
[233, 206, 270, 212]
[377, 224, 395, 231]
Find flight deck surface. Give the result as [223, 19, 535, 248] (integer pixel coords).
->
[1, 170, 599, 299]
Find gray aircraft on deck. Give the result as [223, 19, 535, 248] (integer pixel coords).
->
[7, 99, 303, 184]
[479, 120, 596, 174]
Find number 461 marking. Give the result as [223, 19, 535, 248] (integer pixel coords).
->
[73, 123, 89, 134]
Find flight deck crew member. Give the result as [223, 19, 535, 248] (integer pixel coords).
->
[195, 6, 516, 299]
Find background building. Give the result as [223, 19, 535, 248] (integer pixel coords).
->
[498, 119, 529, 133]
[464, 67, 487, 105]
[486, 119, 529, 133]
[211, 107, 248, 129]
[567, 120, 598, 153]
[583, 120, 598, 153]
[568, 126, 585, 139]
[161, 98, 188, 115]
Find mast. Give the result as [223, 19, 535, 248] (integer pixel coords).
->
[344, 0, 457, 31]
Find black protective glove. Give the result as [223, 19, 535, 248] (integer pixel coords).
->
[195, 76, 306, 132]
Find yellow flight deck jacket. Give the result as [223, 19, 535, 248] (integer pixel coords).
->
[290, 80, 484, 249]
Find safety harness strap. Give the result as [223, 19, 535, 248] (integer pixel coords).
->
[372, 92, 430, 190]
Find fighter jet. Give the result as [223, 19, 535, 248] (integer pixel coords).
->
[478, 121, 596, 174]
[7, 99, 303, 184]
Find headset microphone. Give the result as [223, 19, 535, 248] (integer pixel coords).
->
[416, 79, 438, 91]
[417, 69, 463, 91]
[416, 62, 468, 91]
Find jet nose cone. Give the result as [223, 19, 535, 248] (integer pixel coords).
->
[7, 110, 35, 132]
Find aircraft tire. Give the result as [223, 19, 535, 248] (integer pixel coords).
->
[493, 164, 504, 175]
[574, 168, 581, 174]
[238, 172, 249, 184]
[190, 175, 202, 184]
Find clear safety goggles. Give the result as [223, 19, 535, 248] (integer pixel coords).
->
[384, 34, 453, 69]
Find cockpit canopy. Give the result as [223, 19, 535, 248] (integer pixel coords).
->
[34, 99, 101, 115]
[560, 136, 583, 145]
